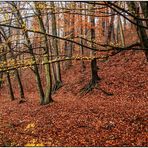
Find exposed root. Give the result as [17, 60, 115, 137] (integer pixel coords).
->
[80, 79, 98, 95]
[18, 99, 26, 104]
[80, 79, 113, 96]
[52, 81, 62, 94]
[99, 87, 114, 96]
[42, 98, 54, 105]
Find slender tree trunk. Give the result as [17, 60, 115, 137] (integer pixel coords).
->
[0, 72, 3, 88]
[15, 70, 24, 99]
[45, 9, 57, 88]
[50, 2, 62, 90]
[43, 55, 53, 104]
[23, 28, 45, 104]
[0, 36, 3, 88]
[123, 2, 127, 30]
[128, 2, 148, 61]
[3, 33, 25, 99]
[90, 3, 100, 83]
[139, 2, 148, 60]
[80, 2, 85, 71]
[106, 9, 115, 44]
[140, 2, 148, 27]
[11, 3, 45, 103]
[81, 3, 100, 93]
[35, 2, 53, 104]
[118, 15, 125, 47]
[64, 3, 74, 69]
[0, 36, 14, 100]
[6, 72, 15, 101]
[70, 2, 75, 53]
[3, 51, 15, 100]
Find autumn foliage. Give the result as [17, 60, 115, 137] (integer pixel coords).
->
[0, 1, 148, 147]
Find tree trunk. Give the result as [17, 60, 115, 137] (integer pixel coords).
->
[128, 2, 148, 61]
[90, 3, 100, 83]
[91, 58, 100, 83]
[6, 72, 15, 101]
[50, 2, 62, 90]
[0, 35, 14, 100]
[11, 3, 45, 103]
[80, 2, 85, 71]
[0, 72, 3, 88]
[106, 9, 115, 44]
[118, 15, 125, 47]
[35, 2, 53, 104]
[15, 70, 24, 99]
[80, 3, 100, 93]
[3, 49, 15, 100]
[140, 2, 148, 27]
[0, 28, 25, 99]
[43, 56, 53, 104]
[64, 3, 74, 69]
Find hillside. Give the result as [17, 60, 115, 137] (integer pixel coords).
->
[0, 50, 147, 146]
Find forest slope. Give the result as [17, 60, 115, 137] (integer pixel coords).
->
[0, 50, 147, 146]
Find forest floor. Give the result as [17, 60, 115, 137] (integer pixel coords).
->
[0, 50, 147, 146]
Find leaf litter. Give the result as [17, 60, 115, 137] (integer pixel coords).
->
[0, 50, 147, 146]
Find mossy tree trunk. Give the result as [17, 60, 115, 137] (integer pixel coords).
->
[35, 2, 53, 104]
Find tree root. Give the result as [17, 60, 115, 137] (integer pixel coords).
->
[80, 80, 98, 95]
[18, 99, 26, 104]
[99, 87, 113, 96]
[52, 81, 62, 94]
[80, 79, 113, 96]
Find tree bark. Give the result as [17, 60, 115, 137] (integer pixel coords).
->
[35, 2, 53, 104]
[118, 15, 125, 47]
[106, 9, 115, 44]
[79, 2, 85, 71]
[128, 2, 148, 61]
[50, 2, 62, 90]
[0, 35, 14, 100]
[90, 3, 100, 83]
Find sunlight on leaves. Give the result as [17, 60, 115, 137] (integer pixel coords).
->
[24, 139, 45, 147]
[24, 143, 36, 147]
[36, 143, 45, 146]
[25, 123, 35, 130]
[24, 143, 45, 147]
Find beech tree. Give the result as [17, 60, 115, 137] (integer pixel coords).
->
[50, 2, 62, 92]
[0, 27, 25, 100]
[127, 2, 148, 61]
[0, 1, 147, 105]
[9, 2, 45, 104]
[34, 2, 53, 104]
[0, 34, 14, 100]
[82, 2, 101, 92]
